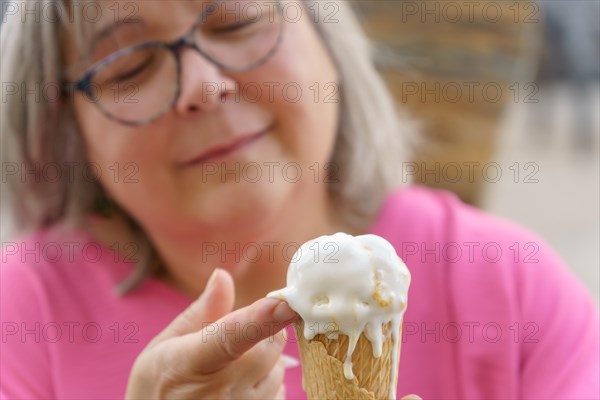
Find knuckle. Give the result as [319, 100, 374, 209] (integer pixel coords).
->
[243, 345, 279, 371]
[180, 304, 198, 326]
[214, 331, 242, 362]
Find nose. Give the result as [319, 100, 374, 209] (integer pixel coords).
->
[173, 46, 237, 116]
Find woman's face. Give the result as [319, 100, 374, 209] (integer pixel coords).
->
[70, 0, 339, 240]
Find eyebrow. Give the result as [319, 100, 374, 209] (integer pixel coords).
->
[93, 18, 145, 46]
[90, 1, 212, 47]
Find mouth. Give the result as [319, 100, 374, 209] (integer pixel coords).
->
[179, 125, 271, 167]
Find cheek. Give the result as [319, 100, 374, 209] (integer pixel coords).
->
[73, 97, 171, 203]
[252, 18, 340, 166]
[75, 101, 129, 172]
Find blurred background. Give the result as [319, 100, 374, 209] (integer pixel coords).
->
[1, 0, 599, 302]
[355, 0, 599, 303]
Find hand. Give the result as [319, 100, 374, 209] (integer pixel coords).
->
[125, 269, 298, 399]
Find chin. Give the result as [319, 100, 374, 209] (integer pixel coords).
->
[186, 180, 290, 238]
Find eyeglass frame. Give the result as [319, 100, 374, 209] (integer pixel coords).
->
[71, 0, 285, 127]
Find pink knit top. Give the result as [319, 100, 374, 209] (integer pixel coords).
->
[2, 186, 598, 399]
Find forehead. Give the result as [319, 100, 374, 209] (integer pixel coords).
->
[92, 0, 205, 34]
[62, 1, 196, 70]
[91, 0, 268, 27]
[89, 0, 271, 44]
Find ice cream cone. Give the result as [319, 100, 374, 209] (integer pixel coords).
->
[293, 320, 402, 400]
[267, 233, 410, 399]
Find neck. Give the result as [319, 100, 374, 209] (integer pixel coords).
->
[89, 189, 368, 308]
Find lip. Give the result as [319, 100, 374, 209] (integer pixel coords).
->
[178, 126, 271, 167]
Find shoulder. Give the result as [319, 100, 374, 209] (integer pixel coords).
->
[371, 185, 564, 272]
[371, 184, 534, 244]
[380, 187, 599, 398]
[1, 226, 132, 310]
[371, 185, 595, 316]
[1, 227, 153, 399]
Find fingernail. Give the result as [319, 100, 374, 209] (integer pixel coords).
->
[280, 354, 300, 369]
[280, 326, 291, 342]
[272, 300, 297, 322]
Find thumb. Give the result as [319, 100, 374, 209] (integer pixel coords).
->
[187, 297, 297, 374]
[156, 269, 235, 342]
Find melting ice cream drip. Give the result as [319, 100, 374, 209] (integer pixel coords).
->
[268, 232, 411, 400]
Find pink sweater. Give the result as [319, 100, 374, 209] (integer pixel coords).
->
[2, 186, 598, 399]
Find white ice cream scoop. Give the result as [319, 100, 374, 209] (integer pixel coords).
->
[268, 232, 411, 397]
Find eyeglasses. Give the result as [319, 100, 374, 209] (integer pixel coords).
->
[73, 0, 284, 127]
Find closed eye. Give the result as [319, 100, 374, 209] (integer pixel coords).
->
[211, 20, 255, 34]
[110, 60, 153, 83]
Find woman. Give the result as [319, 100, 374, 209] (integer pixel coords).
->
[1, 0, 598, 399]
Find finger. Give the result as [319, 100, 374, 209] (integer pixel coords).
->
[154, 269, 235, 343]
[186, 297, 298, 374]
[253, 355, 286, 399]
[193, 269, 235, 324]
[236, 331, 287, 387]
[274, 384, 286, 400]
[401, 395, 423, 400]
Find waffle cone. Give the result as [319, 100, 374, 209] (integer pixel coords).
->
[293, 321, 401, 400]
